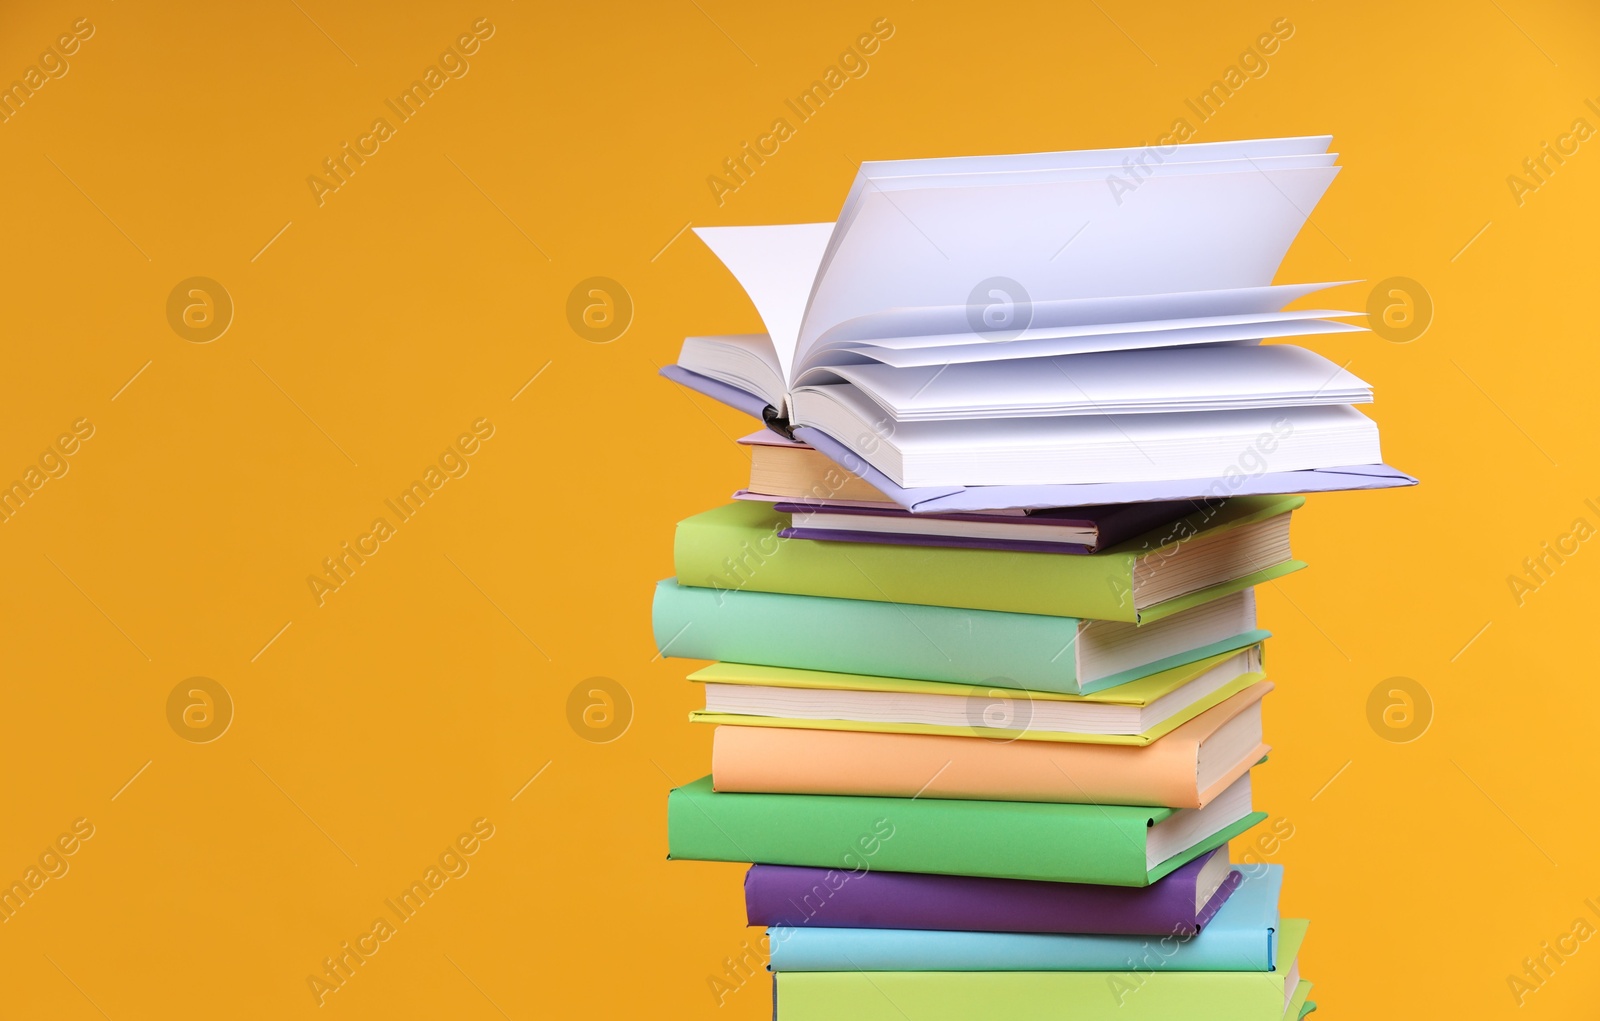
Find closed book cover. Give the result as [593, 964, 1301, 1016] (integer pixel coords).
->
[773, 498, 1201, 554]
[666, 776, 1265, 886]
[688, 647, 1264, 747]
[746, 849, 1241, 936]
[772, 920, 1309, 1021]
[652, 578, 1267, 694]
[767, 863, 1282, 971]
[713, 682, 1271, 807]
[776, 526, 1090, 554]
[672, 497, 1304, 623]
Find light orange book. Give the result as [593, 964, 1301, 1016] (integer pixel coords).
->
[711, 681, 1271, 809]
[738, 429, 893, 504]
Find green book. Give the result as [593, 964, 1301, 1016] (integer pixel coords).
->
[653, 578, 1268, 694]
[672, 496, 1304, 622]
[666, 776, 1264, 886]
[773, 923, 1311, 1021]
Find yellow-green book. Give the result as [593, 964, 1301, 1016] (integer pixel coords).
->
[672, 496, 1303, 622]
[688, 646, 1263, 746]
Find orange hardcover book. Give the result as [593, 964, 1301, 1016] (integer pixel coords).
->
[711, 682, 1271, 809]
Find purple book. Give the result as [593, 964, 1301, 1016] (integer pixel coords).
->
[745, 848, 1241, 937]
[774, 500, 1202, 555]
[779, 527, 1100, 554]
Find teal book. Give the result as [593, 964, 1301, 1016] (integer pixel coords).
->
[652, 578, 1266, 694]
[768, 865, 1282, 971]
[666, 776, 1264, 887]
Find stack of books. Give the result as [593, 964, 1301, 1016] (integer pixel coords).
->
[657, 135, 1412, 1020]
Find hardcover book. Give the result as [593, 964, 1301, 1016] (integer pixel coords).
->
[666, 774, 1265, 886]
[711, 681, 1271, 806]
[775, 498, 1207, 555]
[653, 578, 1265, 694]
[673, 496, 1304, 622]
[771, 921, 1311, 1020]
[739, 429, 896, 505]
[689, 647, 1264, 746]
[744, 846, 1240, 936]
[767, 863, 1283, 971]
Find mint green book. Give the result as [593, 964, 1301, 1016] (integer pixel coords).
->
[671, 496, 1303, 623]
[666, 776, 1264, 886]
[653, 578, 1267, 694]
[773, 922, 1311, 1020]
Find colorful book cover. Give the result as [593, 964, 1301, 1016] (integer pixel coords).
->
[745, 849, 1242, 936]
[771, 921, 1310, 1020]
[653, 578, 1267, 694]
[666, 776, 1265, 886]
[688, 648, 1263, 747]
[672, 497, 1304, 622]
[711, 683, 1270, 806]
[773, 497, 1201, 554]
[767, 864, 1282, 971]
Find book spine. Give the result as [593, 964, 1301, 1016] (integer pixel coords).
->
[667, 779, 1154, 886]
[672, 505, 1139, 622]
[652, 579, 1086, 691]
[1194, 868, 1245, 929]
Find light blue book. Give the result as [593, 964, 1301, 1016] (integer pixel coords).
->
[767, 865, 1282, 973]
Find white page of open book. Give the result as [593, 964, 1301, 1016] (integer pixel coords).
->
[808, 155, 1339, 340]
[806, 281, 1355, 350]
[856, 135, 1332, 181]
[831, 309, 1354, 352]
[787, 387, 1383, 485]
[818, 137, 1334, 306]
[813, 344, 1371, 419]
[811, 387, 1374, 452]
[828, 318, 1366, 370]
[810, 153, 1335, 353]
[693, 223, 833, 383]
[794, 166, 1339, 370]
[862, 152, 1337, 193]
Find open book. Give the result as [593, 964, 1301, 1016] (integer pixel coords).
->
[665, 135, 1416, 508]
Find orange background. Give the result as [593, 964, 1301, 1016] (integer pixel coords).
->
[2, 0, 1598, 1016]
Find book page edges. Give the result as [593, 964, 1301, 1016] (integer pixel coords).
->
[686, 672, 1263, 746]
[1147, 812, 1266, 883]
[686, 648, 1257, 705]
[1137, 561, 1305, 623]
